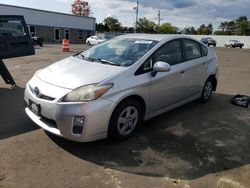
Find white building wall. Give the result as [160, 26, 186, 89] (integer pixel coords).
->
[0, 4, 95, 31]
[189, 35, 250, 48]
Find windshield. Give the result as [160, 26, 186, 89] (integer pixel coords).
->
[80, 38, 158, 67]
[97, 36, 104, 40]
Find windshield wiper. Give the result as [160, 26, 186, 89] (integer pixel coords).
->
[78, 54, 97, 62]
[97, 59, 120, 66]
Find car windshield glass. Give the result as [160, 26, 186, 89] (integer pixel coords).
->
[80, 38, 158, 67]
[97, 36, 103, 40]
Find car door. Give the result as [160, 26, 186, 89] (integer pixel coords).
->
[0, 15, 35, 85]
[181, 39, 207, 97]
[149, 39, 188, 113]
[0, 15, 35, 59]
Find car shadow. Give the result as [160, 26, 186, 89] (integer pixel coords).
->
[0, 86, 38, 139]
[47, 93, 250, 180]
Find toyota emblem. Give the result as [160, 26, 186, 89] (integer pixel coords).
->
[34, 87, 40, 97]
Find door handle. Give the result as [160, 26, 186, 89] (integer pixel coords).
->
[180, 70, 185, 74]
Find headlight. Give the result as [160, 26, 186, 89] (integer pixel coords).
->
[62, 84, 113, 102]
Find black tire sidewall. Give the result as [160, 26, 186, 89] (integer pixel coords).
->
[108, 99, 143, 141]
[200, 79, 213, 103]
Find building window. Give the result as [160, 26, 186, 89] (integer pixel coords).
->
[64, 29, 70, 40]
[78, 30, 83, 39]
[54, 28, 60, 41]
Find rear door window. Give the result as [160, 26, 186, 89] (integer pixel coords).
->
[183, 39, 202, 61]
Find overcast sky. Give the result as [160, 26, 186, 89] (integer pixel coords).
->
[1, 0, 250, 29]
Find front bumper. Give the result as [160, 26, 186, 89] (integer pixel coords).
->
[24, 81, 116, 142]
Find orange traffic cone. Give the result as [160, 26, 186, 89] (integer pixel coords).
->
[62, 39, 70, 52]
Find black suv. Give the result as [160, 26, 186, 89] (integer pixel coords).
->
[201, 37, 217, 47]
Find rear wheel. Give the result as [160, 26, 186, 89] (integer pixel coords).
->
[200, 79, 213, 103]
[87, 41, 91, 46]
[108, 99, 143, 141]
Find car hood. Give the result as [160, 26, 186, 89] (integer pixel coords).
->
[36, 56, 126, 89]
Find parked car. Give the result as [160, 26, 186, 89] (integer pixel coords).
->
[24, 34, 219, 142]
[225, 40, 244, 48]
[200, 37, 217, 47]
[86, 35, 106, 45]
[31, 36, 44, 47]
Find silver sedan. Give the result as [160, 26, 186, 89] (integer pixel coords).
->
[24, 34, 219, 142]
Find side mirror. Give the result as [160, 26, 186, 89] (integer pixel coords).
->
[151, 61, 171, 77]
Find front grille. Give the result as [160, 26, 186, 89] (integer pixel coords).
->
[40, 116, 57, 129]
[29, 85, 55, 101]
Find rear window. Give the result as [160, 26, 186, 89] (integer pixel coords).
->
[0, 20, 26, 37]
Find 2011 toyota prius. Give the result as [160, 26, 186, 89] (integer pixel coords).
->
[24, 34, 219, 142]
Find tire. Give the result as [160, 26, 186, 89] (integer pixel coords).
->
[108, 99, 143, 141]
[87, 41, 91, 46]
[213, 44, 216, 47]
[200, 79, 213, 103]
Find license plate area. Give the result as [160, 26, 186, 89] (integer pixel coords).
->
[28, 99, 41, 116]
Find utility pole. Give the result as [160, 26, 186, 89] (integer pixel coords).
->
[134, 1, 139, 33]
[158, 10, 161, 33]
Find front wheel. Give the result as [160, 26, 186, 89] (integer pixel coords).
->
[200, 79, 213, 103]
[108, 99, 143, 141]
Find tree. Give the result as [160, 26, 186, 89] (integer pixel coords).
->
[227, 21, 237, 34]
[96, 23, 109, 33]
[207, 23, 213, 34]
[103, 17, 122, 32]
[236, 16, 249, 35]
[71, 0, 91, 17]
[197, 24, 213, 35]
[218, 21, 228, 32]
[183, 26, 197, 34]
[159, 23, 177, 34]
[136, 17, 157, 33]
[197, 24, 206, 34]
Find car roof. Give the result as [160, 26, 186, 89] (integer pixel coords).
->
[116, 34, 196, 42]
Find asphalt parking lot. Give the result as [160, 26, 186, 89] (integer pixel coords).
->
[0, 45, 250, 188]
